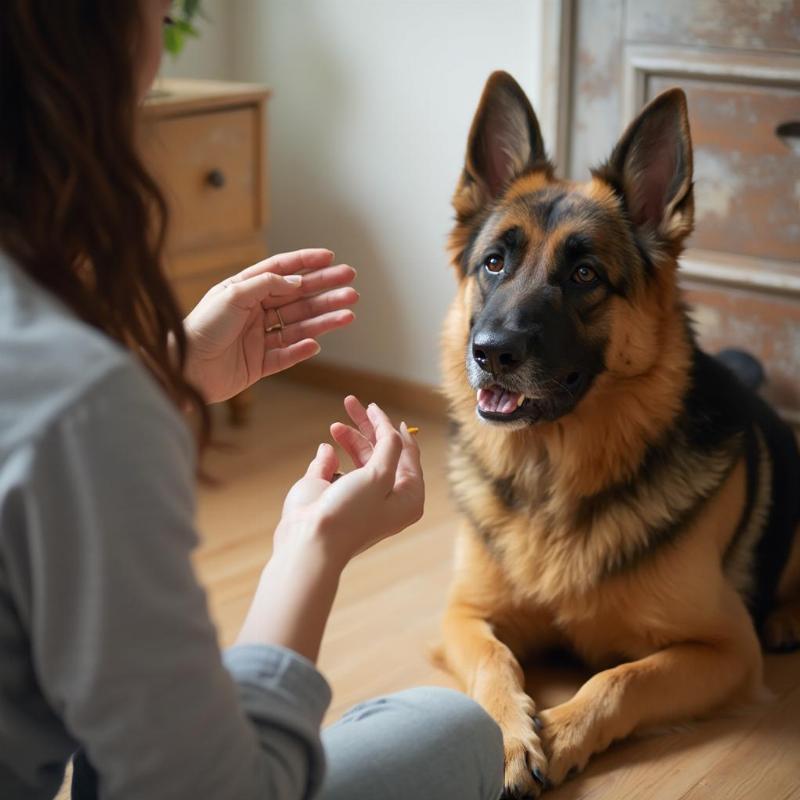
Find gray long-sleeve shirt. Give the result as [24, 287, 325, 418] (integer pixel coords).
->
[0, 252, 331, 799]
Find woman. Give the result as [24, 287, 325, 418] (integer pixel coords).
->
[0, 1, 504, 799]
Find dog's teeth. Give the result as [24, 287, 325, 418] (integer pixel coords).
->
[516, 394, 525, 407]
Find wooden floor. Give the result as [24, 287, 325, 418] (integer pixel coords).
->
[60, 377, 800, 798]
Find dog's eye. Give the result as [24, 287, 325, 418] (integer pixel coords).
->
[572, 264, 598, 285]
[484, 255, 504, 274]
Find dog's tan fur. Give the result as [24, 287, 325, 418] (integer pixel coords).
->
[439, 73, 800, 796]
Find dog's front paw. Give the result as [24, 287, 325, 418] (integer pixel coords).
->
[501, 729, 548, 799]
[537, 700, 602, 786]
[500, 702, 549, 798]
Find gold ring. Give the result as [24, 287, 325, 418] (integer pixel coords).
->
[264, 307, 285, 333]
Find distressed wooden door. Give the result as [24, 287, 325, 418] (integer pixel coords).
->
[563, 0, 800, 423]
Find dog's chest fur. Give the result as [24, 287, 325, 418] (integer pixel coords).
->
[449, 427, 737, 603]
[447, 417, 759, 665]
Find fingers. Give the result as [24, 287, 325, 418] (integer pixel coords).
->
[330, 422, 374, 468]
[344, 395, 376, 445]
[332, 403, 419, 478]
[262, 338, 321, 376]
[365, 404, 403, 491]
[263, 309, 355, 351]
[396, 421, 423, 485]
[271, 286, 359, 328]
[223, 271, 304, 311]
[279, 264, 356, 299]
[385, 421, 425, 525]
[305, 442, 340, 482]
[328, 394, 376, 470]
[232, 248, 336, 282]
[212, 258, 356, 329]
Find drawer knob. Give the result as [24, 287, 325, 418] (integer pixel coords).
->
[206, 168, 226, 188]
[775, 121, 800, 155]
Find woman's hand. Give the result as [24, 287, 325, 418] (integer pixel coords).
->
[275, 398, 425, 570]
[235, 399, 424, 662]
[183, 249, 358, 403]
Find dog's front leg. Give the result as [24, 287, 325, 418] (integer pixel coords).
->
[538, 619, 762, 786]
[442, 602, 549, 798]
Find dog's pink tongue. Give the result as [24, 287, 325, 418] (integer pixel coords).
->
[477, 387, 500, 412]
[477, 388, 522, 414]
[497, 391, 522, 414]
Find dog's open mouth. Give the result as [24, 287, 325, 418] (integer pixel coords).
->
[478, 387, 526, 413]
[476, 373, 592, 424]
[476, 387, 538, 423]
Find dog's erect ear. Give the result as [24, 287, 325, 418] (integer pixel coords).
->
[456, 71, 548, 214]
[598, 88, 694, 246]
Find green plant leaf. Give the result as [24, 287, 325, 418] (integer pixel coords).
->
[163, 1, 204, 57]
[163, 23, 182, 55]
[175, 18, 199, 37]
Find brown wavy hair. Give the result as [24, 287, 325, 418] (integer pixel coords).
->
[0, 0, 210, 449]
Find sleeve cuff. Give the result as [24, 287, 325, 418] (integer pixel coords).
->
[223, 643, 332, 797]
[223, 643, 332, 725]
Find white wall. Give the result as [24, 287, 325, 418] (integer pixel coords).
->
[167, 0, 545, 387]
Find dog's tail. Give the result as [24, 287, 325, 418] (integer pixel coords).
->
[715, 348, 766, 392]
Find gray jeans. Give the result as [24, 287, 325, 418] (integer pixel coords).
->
[319, 687, 504, 800]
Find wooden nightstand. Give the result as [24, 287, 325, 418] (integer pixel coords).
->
[141, 78, 271, 424]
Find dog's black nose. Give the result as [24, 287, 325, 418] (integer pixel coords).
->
[472, 332, 526, 375]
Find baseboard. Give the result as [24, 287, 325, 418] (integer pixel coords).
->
[285, 361, 448, 420]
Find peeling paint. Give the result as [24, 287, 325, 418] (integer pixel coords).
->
[694, 151, 742, 221]
[755, 0, 787, 25]
[625, 0, 799, 51]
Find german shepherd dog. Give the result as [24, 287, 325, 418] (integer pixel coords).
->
[439, 71, 800, 797]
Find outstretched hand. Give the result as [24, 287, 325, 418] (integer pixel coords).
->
[237, 398, 424, 663]
[183, 248, 358, 403]
[275, 398, 425, 568]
